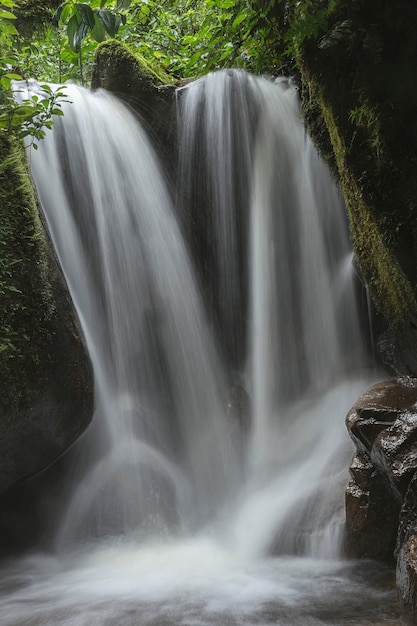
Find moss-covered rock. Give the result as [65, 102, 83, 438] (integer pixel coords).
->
[91, 40, 176, 165]
[284, 0, 417, 375]
[0, 132, 93, 494]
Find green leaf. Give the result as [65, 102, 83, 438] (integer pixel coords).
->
[67, 13, 81, 51]
[90, 12, 106, 42]
[77, 3, 95, 29]
[75, 21, 89, 49]
[232, 12, 247, 31]
[0, 10, 16, 19]
[0, 76, 11, 89]
[61, 2, 75, 22]
[116, 0, 131, 10]
[98, 9, 121, 37]
[188, 49, 203, 65]
[0, 19, 18, 35]
[0, 0, 16, 8]
[51, 2, 66, 26]
[215, 0, 235, 7]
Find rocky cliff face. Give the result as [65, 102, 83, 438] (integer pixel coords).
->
[345, 378, 417, 614]
[0, 133, 94, 497]
[284, 0, 417, 377]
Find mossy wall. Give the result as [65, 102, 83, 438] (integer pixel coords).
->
[0, 132, 93, 494]
[289, 0, 417, 374]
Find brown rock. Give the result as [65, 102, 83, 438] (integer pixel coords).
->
[345, 452, 400, 562]
[371, 412, 417, 499]
[397, 535, 417, 615]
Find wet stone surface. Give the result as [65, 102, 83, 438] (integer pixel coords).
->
[345, 377, 417, 615]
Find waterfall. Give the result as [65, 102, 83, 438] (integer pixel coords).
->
[22, 81, 242, 545]
[176, 72, 366, 558]
[0, 72, 390, 626]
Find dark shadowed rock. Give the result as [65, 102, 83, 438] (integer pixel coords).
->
[345, 377, 417, 613]
[345, 452, 400, 562]
[397, 535, 417, 617]
[0, 133, 94, 497]
[371, 412, 417, 500]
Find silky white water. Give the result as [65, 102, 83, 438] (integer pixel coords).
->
[0, 73, 400, 624]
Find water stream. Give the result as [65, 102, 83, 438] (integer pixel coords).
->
[0, 72, 403, 624]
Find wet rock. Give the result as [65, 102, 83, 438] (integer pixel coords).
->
[0, 134, 94, 496]
[397, 535, 417, 616]
[371, 412, 417, 500]
[345, 452, 400, 562]
[345, 377, 417, 613]
[397, 473, 417, 555]
[346, 379, 417, 456]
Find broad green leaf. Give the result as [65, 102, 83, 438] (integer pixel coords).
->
[5, 72, 23, 80]
[67, 13, 82, 51]
[7, 105, 36, 126]
[0, 10, 16, 19]
[232, 12, 247, 31]
[51, 2, 66, 26]
[77, 3, 95, 29]
[0, 19, 18, 35]
[61, 2, 75, 22]
[0, 76, 11, 89]
[91, 13, 106, 42]
[0, 0, 16, 8]
[98, 9, 121, 37]
[73, 21, 89, 50]
[188, 49, 203, 65]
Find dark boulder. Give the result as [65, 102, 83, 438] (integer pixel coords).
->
[345, 378, 417, 613]
[0, 133, 94, 497]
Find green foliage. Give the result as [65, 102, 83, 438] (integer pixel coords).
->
[52, 0, 131, 51]
[0, 0, 70, 147]
[318, 19, 352, 50]
[0, 0, 19, 38]
[51, 0, 131, 82]
[118, 0, 282, 78]
[0, 83, 69, 149]
[0, 136, 38, 363]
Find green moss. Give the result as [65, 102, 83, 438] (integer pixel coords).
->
[290, 0, 417, 336]
[0, 133, 55, 411]
[314, 89, 417, 327]
[92, 40, 174, 92]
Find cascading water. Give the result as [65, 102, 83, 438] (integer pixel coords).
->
[20, 81, 241, 544]
[0, 73, 400, 625]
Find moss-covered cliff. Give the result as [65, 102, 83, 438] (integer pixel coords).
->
[286, 0, 417, 374]
[0, 132, 93, 494]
